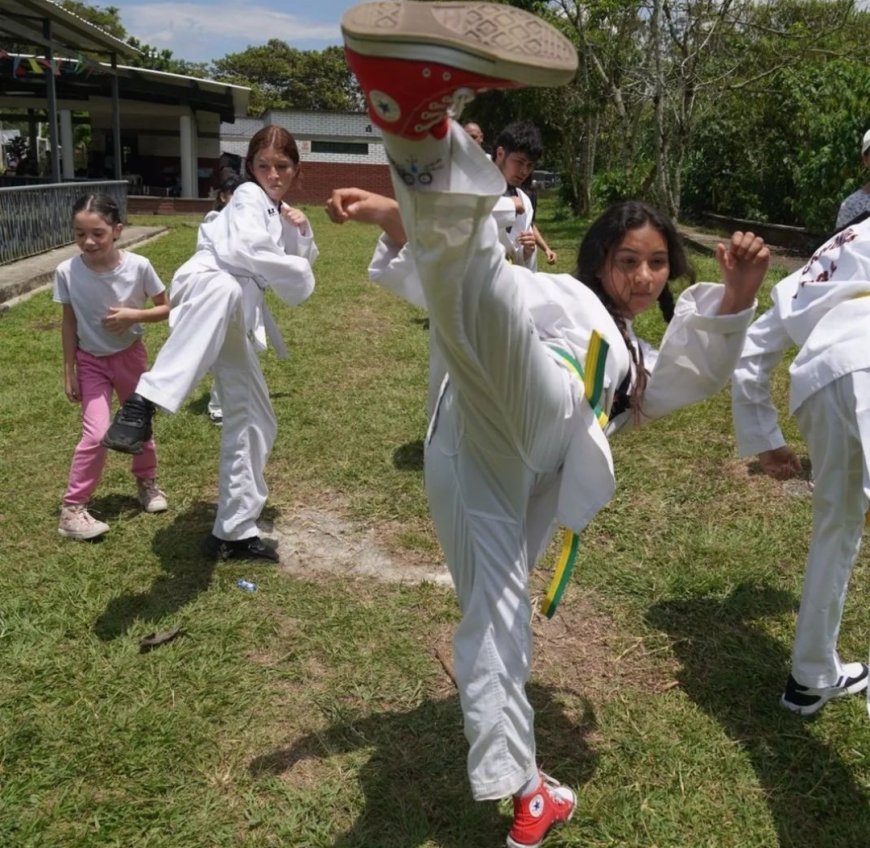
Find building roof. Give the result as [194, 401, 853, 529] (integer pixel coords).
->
[0, 0, 139, 58]
[1, 55, 250, 121]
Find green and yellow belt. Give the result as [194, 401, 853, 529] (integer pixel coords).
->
[539, 330, 611, 619]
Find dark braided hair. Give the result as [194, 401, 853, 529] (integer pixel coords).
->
[72, 193, 122, 227]
[576, 201, 693, 420]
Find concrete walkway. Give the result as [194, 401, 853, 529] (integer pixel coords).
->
[679, 225, 807, 272]
[0, 225, 168, 311]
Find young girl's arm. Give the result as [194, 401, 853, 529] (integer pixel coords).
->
[716, 231, 769, 315]
[61, 303, 80, 402]
[533, 224, 557, 265]
[623, 233, 767, 428]
[102, 292, 169, 335]
[325, 187, 407, 246]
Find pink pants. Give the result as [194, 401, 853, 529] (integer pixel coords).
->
[63, 340, 157, 505]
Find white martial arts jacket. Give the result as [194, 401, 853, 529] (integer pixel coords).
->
[494, 186, 536, 269]
[732, 219, 870, 457]
[178, 181, 318, 351]
[370, 236, 755, 534]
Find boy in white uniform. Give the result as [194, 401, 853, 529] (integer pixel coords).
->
[492, 121, 540, 270]
[341, 3, 766, 846]
[732, 219, 870, 716]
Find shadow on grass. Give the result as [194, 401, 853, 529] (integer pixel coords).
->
[647, 583, 870, 847]
[746, 455, 813, 480]
[186, 390, 211, 417]
[93, 499, 218, 641]
[249, 684, 597, 848]
[393, 439, 424, 471]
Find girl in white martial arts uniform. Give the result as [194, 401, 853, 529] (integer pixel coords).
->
[732, 219, 870, 717]
[200, 173, 244, 426]
[339, 3, 767, 846]
[103, 126, 317, 562]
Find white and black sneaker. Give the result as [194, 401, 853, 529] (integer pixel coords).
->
[204, 533, 279, 563]
[780, 662, 868, 717]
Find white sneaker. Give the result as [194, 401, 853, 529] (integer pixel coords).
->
[137, 478, 168, 513]
[781, 662, 869, 716]
[58, 505, 109, 540]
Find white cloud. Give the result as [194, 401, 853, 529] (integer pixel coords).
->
[121, 3, 341, 62]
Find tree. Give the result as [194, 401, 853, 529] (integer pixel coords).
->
[211, 42, 362, 116]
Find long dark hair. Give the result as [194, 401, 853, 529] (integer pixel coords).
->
[576, 200, 694, 418]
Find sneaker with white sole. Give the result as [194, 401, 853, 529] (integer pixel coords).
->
[137, 478, 168, 513]
[58, 504, 109, 540]
[780, 662, 869, 716]
[341, 1, 578, 140]
[506, 772, 576, 848]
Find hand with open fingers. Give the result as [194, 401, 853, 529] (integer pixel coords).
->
[716, 231, 769, 315]
[102, 306, 137, 335]
[757, 445, 802, 480]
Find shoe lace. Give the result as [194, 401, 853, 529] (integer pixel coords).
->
[448, 86, 475, 120]
[120, 395, 152, 425]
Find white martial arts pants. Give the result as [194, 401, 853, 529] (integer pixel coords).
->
[398, 126, 579, 800]
[792, 369, 870, 687]
[137, 269, 277, 541]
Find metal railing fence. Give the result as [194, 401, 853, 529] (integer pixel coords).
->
[0, 181, 128, 265]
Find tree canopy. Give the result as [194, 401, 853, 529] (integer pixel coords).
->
[44, 1, 870, 229]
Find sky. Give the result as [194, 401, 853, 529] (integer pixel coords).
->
[102, 1, 349, 65]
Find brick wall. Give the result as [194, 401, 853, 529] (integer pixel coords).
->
[294, 162, 394, 205]
[129, 163, 394, 215]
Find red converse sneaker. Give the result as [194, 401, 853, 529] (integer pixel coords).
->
[341, 1, 578, 140]
[507, 773, 576, 848]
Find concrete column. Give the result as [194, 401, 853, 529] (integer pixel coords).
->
[60, 110, 74, 179]
[179, 112, 198, 198]
[110, 54, 122, 180]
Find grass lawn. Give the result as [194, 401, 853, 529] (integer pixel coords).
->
[0, 196, 867, 847]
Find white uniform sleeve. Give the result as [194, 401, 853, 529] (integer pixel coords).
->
[368, 233, 427, 309]
[222, 186, 314, 307]
[730, 305, 793, 457]
[281, 217, 320, 265]
[637, 282, 756, 423]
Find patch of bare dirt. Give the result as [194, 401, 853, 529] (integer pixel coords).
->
[265, 503, 679, 705]
[269, 506, 452, 587]
[429, 593, 679, 707]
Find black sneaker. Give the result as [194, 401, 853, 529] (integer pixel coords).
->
[780, 662, 869, 716]
[205, 534, 279, 563]
[102, 393, 155, 454]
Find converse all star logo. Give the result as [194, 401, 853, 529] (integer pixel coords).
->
[529, 793, 545, 817]
[369, 90, 400, 122]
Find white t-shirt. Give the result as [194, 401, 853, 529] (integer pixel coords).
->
[53, 251, 165, 356]
[835, 187, 870, 229]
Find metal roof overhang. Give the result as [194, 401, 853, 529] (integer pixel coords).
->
[0, 0, 138, 58]
[1, 62, 247, 122]
[0, 0, 249, 187]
